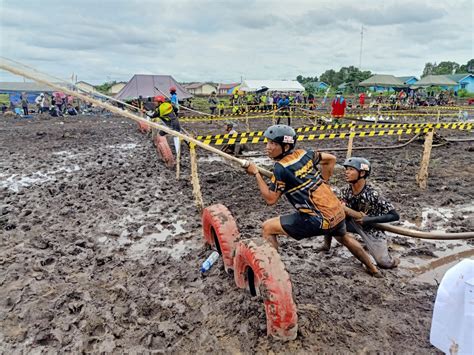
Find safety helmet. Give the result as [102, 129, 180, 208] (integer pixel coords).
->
[343, 157, 371, 179]
[159, 102, 173, 117]
[170, 87, 177, 93]
[154, 95, 165, 103]
[264, 124, 296, 152]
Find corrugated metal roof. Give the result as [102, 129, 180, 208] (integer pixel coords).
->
[359, 75, 406, 87]
[446, 73, 473, 82]
[396, 76, 418, 83]
[0, 81, 73, 93]
[412, 75, 457, 87]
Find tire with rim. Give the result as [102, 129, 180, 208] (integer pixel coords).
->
[233, 238, 298, 341]
[154, 135, 175, 168]
[202, 204, 240, 272]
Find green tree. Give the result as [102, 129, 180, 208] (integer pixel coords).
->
[434, 61, 460, 75]
[422, 61, 462, 77]
[95, 81, 117, 94]
[458, 59, 474, 73]
[296, 75, 318, 84]
[422, 62, 436, 77]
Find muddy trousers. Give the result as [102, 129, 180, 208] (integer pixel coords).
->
[323, 218, 398, 269]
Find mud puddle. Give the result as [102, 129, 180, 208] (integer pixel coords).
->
[393, 203, 474, 285]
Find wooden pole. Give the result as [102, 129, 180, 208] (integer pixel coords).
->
[416, 130, 434, 189]
[175, 138, 181, 180]
[190, 143, 204, 212]
[0, 60, 272, 178]
[346, 122, 356, 159]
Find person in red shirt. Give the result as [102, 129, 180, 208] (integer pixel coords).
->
[358, 92, 365, 108]
[331, 91, 347, 123]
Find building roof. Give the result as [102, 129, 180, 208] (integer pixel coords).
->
[0, 81, 73, 93]
[359, 75, 406, 87]
[307, 81, 328, 88]
[412, 75, 458, 87]
[446, 73, 473, 82]
[396, 76, 418, 83]
[185, 82, 217, 90]
[115, 74, 192, 100]
[218, 83, 240, 90]
[240, 80, 305, 92]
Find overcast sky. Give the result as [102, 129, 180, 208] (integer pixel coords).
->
[0, 0, 472, 84]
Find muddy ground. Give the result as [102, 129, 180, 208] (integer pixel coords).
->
[0, 113, 473, 353]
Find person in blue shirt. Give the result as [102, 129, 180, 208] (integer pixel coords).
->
[244, 124, 380, 276]
[277, 94, 291, 125]
[170, 87, 179, 115]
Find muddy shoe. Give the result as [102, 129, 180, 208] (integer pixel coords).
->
[314, 245, 331, 253]
[368, 269, 384, 278]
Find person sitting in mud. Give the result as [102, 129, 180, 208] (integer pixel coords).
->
[318, 157, 400, 269]
[221, 121, 246, 155]
[244, 124, 380, 276]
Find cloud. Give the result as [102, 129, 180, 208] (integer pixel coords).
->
[0, 0, 471, 83]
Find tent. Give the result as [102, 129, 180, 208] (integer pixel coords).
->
[239, 80, 305, 92]
[115, 74, 193, 101]
[359, 75, 406, 88]
[411, 75, 457, 88]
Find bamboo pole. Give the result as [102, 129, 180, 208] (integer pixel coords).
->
[175, 138, 181, 180]
[346, 122, 356, 159]
[0, 60, 272, 178]
[416, 130, 434, 189]
[189, 143, 204, 212]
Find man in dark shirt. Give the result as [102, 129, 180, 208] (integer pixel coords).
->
[320, 157, 400, 269]
[244, 125, 380, 276]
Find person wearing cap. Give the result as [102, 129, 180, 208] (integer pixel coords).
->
[169, 87, 179, 115]
[244, 125, 380, 276]
[147, 95, 181, 141]
[331, 91, 346, 124]
[221, 122, 245, 155]
[319, 157, 400, 269]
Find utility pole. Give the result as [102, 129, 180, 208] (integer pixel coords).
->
[359, 25, 364, 70]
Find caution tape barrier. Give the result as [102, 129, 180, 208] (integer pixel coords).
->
[196, 122, 472, 142]
[199, 127, 447, 145]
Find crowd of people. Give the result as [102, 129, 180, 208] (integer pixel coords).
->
[2, 92, 90, 117]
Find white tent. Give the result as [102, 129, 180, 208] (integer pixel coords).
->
[240, 80, 305, 92]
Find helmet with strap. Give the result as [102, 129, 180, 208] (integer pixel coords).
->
[264, 124, 296, 158]
[343, 157, 371, 181]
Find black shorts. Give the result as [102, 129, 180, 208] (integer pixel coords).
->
[280, 212, 346, 240]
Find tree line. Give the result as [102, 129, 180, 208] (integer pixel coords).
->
[297, 59, 474, 93]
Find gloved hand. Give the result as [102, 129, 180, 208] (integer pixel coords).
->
[146, 110, 154, 117]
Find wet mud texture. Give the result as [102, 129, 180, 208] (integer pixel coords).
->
[1, 114, 472, 353]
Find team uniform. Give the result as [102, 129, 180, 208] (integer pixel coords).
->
[269, 149, 346, 239]
[341, 184, 398, 268]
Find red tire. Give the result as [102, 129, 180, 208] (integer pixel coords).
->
[233, 238, 298, 341]
[202, 204, 240, 272]
[154, 135, 175, 168]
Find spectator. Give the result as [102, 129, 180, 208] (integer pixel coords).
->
[208, 91, 219, 115]
[21, 93, 29, 115]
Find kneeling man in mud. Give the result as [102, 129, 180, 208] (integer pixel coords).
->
[244, 125, 380, 276]
[320, 157, 400, 269]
